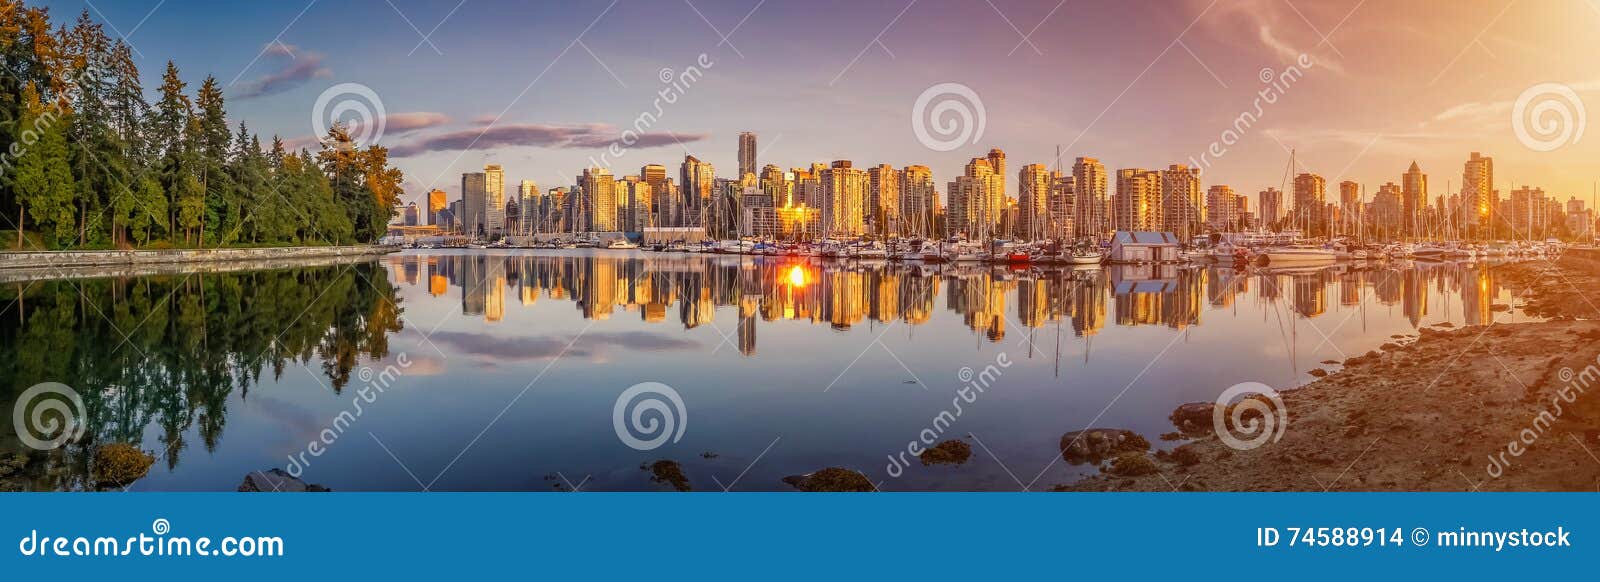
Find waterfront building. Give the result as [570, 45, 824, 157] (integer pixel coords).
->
[1402, 161, 1427, 233]
[1074, 157, 1109, 240]
[1463, 152, 1495, 229]
[1113, 168, 1162, 232]
[1018, 163, 1051, 240]
[485, 164, 506, 235]
[680, 155, 715, 228]
[427, 189, 447, 227]
[1206, 184, 1240, 231]
[461, 171, 487, 236]
[900, 165, 936, 238]
[1258, 187, 1284, 229]
[1293, 172, 1326, 227]
[821, 160, 868, 237]
[1161, 164, 1203, 238]
[868, 164, 902, 236]
[738, 132, 757, 179]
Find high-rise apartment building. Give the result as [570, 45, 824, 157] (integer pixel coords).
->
[1048, 171, 1074, 239]
[1113, 168, 1163, 232]
[578, 167, 618, 232]
[461, 172, 487, 236]
[1293, 172, 1326, 225]
[1402, 161, 1427, 231]
[1462, 152, 1494, 227]
[868, 164, 902, 236]
[738, 132, 757, 179]
[820, 160, 867, 236]
[484, 164, 506, 234]
[1161, 164, 1202, 237]
[1018, 163, 1051, 240]
[1073, 157, 1109, 239]
[427, 189, 447, 227]
[1258, 187, 1284, 227]
[948, 158, 1002, 238]
[1206, 184, 1240, 230]
[900, 165, 936, 238]
[680, 155, 715, 228]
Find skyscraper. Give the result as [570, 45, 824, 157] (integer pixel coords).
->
[484, 164, 506, 235]
[579, 167, 618, 232]
[1048, 170, 1074, 239]
[641, 164, 670, 226]
[461, 172, 487, 236]
[1293, 172, 1326, 226]
[1258, 187, 1284, 228]
[518, 180, 539, 234]
[821, 160, 867, 236]
[868, 164, 901, 236]
[1462, 152, 1494, 227]
[738, 132, 757, 179]
[1402, 161, 1427, 232]
[1206, 184, 1239, 231]
[1073, 157, 1109, 239]
[1018, 163, 1051, 240]
[986, 148, 1007, 199]
[427, 189, 447, 227]
[900, 165, 936, 238]
[948, 158, 1002, 238]
[1113, 168, 1162, 232]
[1339, 180, 1360, 234]
[680, 155, 715, 227]
[1161, 164, 1202, 237]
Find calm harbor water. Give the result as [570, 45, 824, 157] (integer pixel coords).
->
[0, 250, 1538, 491]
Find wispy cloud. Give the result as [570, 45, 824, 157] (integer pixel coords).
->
[389, 123, 709, 157]
[237, 43, 333, 99]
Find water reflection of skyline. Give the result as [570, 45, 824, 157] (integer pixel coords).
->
[391, 252, 1515, 356]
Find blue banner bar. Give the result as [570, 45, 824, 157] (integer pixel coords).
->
[0, 493, 1587, 578]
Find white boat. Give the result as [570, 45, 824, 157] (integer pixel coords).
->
[606, 239, 639, 249]
[854, 243, 889, 260]
[1066, 250, 1104, 265]
[1258, 245, 1338, 265]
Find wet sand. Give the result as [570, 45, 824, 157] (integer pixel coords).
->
[1062, 251, 1600, 492]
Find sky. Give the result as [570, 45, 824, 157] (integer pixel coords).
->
[39, 0, 1600, 208]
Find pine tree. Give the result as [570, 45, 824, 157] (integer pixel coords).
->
[13, 84, 77, 247]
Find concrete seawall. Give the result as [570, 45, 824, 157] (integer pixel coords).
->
[0, 245, 397, 271]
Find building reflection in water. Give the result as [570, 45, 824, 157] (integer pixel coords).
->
[388, 253, 1517, 357]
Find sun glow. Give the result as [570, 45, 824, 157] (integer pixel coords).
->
[786, 264, 808, 288]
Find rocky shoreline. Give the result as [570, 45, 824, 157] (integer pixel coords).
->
[1060, 253, 1600, 492]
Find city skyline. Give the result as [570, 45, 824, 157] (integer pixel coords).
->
[40, 0, 1600, 211]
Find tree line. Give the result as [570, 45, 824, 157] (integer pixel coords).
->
[0, 2, 403, 250]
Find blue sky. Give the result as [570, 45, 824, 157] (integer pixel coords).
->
[40, 0, 1600, 207]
